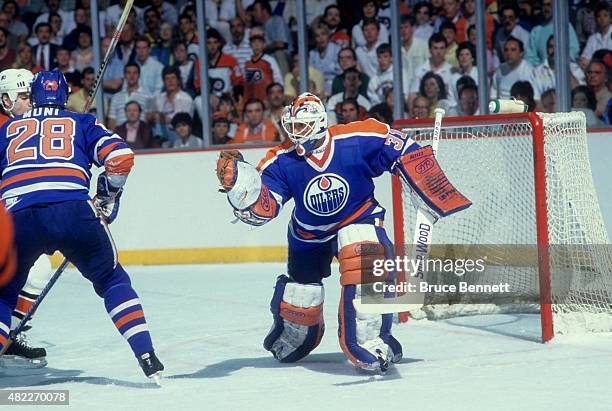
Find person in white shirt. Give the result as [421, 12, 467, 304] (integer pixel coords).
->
[223, 17, 252, 72]
[153, 66, 194, 144]
[449, 42, 479, 104]
[408, 33, 454, 109]
[492, 37, 534, 99]
[413, 1, 434, 40]
[309, 24, 342, 96]
[400, 14, 430, 88]
[530, 35, 585, 104]
[351, 0, 390, 48]
[135, 36, 164, 96]
[581, 3, 612, 64]
[494, 4, 530, 64]
[355, 18, 384, 78]
[367, 43, 394, 105]
[171, 112, 203, 149]
[108, 62, 153, 131]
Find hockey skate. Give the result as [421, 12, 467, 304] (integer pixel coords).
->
[138, 351, 164, 385]
[0, 332, 47, 369]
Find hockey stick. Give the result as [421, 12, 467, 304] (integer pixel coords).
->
[0, 0, 135, 355]
[354, 108, 446, 314]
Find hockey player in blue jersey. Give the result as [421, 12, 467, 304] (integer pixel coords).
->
[217, 92, 470, 372]
[0, 71, 164, 381]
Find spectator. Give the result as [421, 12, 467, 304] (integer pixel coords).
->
[492, 37, 534, 99]
[284, 51, 325, 99]
[61, 8, 90, 51]
[151, 22, 175, 67]
[265, 82, 285, 135]
[48, 12, 64, 46]
[211, 114, 232, 145]
[368, 102, 393, 125]
[323, 5, 350, 49]
[179, 13, 199, 58]
[368, 43, 394, 105]
[105, 0, 130, 34]
[494, 4, 530, 64]
[54, 46, 79, 86]
[356, 18, 384, 78]
[171, 113, 203, 149]
[200, 28, 244, 99]
[70, 27, 94, 71]
[339, 98, 361, 124]
[540, 89, 556, 113]
[434, 0, 462, 32]
[223, 17, 252, 73]
[572, 84, 605, 127]
[332, 47, 370, 96]
[116, 22, 136, 65]
[585, 60, 611, 117]
[411, 95, 432, 119]
[409, 33, 454, 108]
[351, 1, 390, 48]
[525, 0, 580, 66]
[101, 36, 125, 95]
[12, 43, 43, 74]
[413, 1, 434, 40]
[468, 24, 498, 77]
[449, 42, 478, 103]
[116, 101, 156, 150]
[151, 0, 178, 25]
[143, 7, 162, 46]
[231, 98, 280, 144]
[510, 81, 536, 112]
[581, 2, 612, 64]
[33, 0, 72, 38]
[3, 1, 28, 44]
[108, 62, 153, 131]
[309, 24, 342, 96]
[173, 43, 196, 95]
[252, 0, 291, 75]
[153, 66, 195, 143]
[419, 72, 449, 115]
[32, 23, 58, 70]
[575, 0, 599, 46]
[215, 94, 241, 138]
[0, 12, 16, 49]
[400, 15, 430, 86]
[530, 35, 585, 104]
[67, 66, 99, 113]
[439, 21, 459, 69]
[455, 0, 495, 49]
[135, 36, 164, 96]
[327, 67, 372, 125]
[245, 33, 283, 102]
[451, 83, 479, 116]
[205, 0, 235, 41]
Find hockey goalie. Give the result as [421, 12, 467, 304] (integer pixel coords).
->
[216, 93, 470, 372]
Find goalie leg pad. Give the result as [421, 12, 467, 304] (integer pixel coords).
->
[337, 224, 403, 371]
[397, 145, 472, 218]
[263, 275, 325, 363]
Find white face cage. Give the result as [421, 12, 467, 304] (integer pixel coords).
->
[0, 69, 34, 116]
[281, 93, 328, 148]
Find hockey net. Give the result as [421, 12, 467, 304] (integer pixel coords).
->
[392, 112, 612, 341]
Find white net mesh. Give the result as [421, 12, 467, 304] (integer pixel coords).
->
[398, 112, 612, 336]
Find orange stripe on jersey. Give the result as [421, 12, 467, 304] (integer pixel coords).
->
[0, 168, 87, 189]
[97, 141, 122, 162]
[0, 333, 7, 347]
[329, 118, 389, 139]
[294, 200, 376, 240]
[114, 309, 144, 329]
[15, 296, 34, 315]
[256, 139, 293, 171]
[105, 153, 134, 175]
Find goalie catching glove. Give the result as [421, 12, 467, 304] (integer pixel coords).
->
[395, 145, 472, 219]
[93, 172, 124, 224]
[216, 150, 278, 226]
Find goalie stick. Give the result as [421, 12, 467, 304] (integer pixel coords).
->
[353, 108, 446, 314]
[0, 0, 135, 357]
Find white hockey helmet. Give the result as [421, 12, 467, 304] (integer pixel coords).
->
[281, 92, 327, 155]
[0, 68, 34, 115]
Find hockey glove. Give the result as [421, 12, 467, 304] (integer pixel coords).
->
[94, 172, 124, 224]
[216, 150, 245, 192]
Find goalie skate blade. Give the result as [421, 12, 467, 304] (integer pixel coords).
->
[352, 298, 420, 314]
[151, 372, 162, 387]
[0, 355, 48, 369]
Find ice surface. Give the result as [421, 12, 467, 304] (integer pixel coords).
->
[2, 263, 612, 411]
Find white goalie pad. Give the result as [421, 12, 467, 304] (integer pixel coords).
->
[227, 161, 262, 210]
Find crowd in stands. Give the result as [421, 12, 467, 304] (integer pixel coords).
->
[0, 0, 611, 149]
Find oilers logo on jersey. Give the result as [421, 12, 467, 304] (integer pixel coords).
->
[303, 174, 349, 216]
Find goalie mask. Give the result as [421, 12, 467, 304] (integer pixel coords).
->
[281, 93, 327, 156]
[0, 68, 34, 116]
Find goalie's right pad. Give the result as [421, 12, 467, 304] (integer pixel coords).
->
[263, 275, 325, 363]
[396, 145, 472, 218]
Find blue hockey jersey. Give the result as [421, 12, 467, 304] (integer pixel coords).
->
[0, 107, 133, 212]
[257, 118, 418, 244]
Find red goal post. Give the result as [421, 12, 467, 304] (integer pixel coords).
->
[391, 112, 612, 342]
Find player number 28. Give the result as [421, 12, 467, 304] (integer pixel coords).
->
[7, 117, 76, 165]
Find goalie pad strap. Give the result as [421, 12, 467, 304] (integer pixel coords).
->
[338, 242, 387, 286]
[396, 146, 472, 218]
